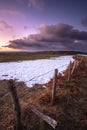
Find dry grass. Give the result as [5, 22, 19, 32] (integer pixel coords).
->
[0, 55, 87, 130]
[0, 51, 65, 62]
[0, 80, 46, 130]
[0, 51, 79, 62]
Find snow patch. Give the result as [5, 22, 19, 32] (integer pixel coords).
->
[0, 56, 74, 87]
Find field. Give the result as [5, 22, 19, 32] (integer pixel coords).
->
[0, 51, 81, 62]
[0, 55, 73, 87]
[0, 51, 63, 62]
[0, 52, 87, 130]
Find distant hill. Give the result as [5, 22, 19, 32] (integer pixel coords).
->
[0, 50, 87, 62]
[0, 50, 87, 55]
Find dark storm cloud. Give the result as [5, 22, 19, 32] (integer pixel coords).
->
[6, 38, 49, 50]
[81, 18, 87, 27]
[39, 23, 87, 40]
[6, 23, 87, 51]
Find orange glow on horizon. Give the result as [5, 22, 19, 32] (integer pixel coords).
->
[0, 47, 22, 52]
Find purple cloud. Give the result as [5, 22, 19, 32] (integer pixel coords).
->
[5, 23, 87, 52]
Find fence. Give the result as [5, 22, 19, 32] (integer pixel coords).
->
[8, 59, 80, 130]
[25, 63, 69, 85]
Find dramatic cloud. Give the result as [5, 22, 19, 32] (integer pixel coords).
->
[0, 20, 13, 30]
[39, 23, 87, 40]
[6, 23, 87, 52]
[81, 18, 87, 27]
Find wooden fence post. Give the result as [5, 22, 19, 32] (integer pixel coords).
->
[71, 60, 76, 75]
[29, 106, 58, 130]
[67, 61, 72, 82]
[52, 69, 58, 104]
[75, 60, 79, 69]
[8, 80, 23, 130]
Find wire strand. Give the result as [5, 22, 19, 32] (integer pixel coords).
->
[25, 63, 69, 83]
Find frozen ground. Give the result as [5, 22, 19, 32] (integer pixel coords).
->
[0, 56, 74, 87]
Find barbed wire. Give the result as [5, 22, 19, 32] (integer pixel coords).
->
[55, 63, 69, 69]
[25, 63, 69, 83]
[27, 69, 53, 82]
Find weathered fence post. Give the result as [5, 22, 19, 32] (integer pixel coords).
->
[8, 80, 23, 130]
[29, 106, 58, 129]
[52, 69, 58, 104]
[75, 60, 79, 69]
[67, 61, 72, 82]
[71, 60, 76, 75]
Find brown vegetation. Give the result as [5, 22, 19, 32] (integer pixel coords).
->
[0, 51, 79, 62]
[0, 51, 63, 62]
[0, 55, 87, 130]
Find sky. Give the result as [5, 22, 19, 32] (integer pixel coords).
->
[0, 0, 87, 52]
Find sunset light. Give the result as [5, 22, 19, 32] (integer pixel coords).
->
[0, 0, 87, 52]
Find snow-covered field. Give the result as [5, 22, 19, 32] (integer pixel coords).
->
[0, 56, 74, 87]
